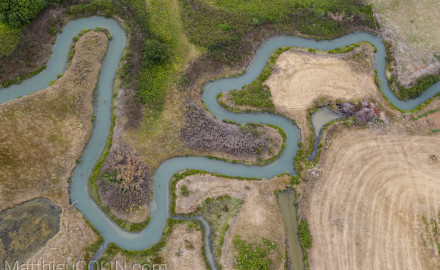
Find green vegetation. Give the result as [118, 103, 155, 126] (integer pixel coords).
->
[197, 196, 243, 266]
[182, 0, 375, 62]
[422, 214, 440, 255]
[0, 22, 21, 58]
[233, 235, 278, 270]
[392, 74, 440, 100]
[143, 39, 170, 67]
[228, 47, 289, 109]
[180, 184, 190, 197]
[0, 0, 46, 27]
[298, 219, 312, 269]
[298, 219, 312, 249]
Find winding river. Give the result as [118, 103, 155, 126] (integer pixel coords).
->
[1, 15, 440, 268]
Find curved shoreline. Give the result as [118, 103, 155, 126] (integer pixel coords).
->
[1, 15, 440, 263]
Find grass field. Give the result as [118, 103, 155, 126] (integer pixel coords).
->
[370, 0, 440, 86]
[0, 23, 21, 58]
[0, 31, 107, 265]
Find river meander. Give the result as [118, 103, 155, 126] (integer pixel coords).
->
[1, 15, 440, 269]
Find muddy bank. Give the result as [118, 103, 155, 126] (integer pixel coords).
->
[181, 104, 283, 162]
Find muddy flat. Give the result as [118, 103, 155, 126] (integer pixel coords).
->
[305, 127, 440, 269]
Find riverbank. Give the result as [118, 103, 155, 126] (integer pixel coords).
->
[175, 173, 290, 269]
[370, 0, 440, 88]
[0, 31, 109, 264]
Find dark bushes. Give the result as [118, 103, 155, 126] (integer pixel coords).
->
[143, 39, 169, 67]
[0, 0, 47, 27]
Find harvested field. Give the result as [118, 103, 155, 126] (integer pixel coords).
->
[265, 45, 383, 146]
[175, 174, 290, 269]
[302, 127, 440, 269]
[370, 0, 440, 85]
[0, 31, 108, 263]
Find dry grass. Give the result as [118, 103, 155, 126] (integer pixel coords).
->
[301, 126, 440, 269]
[175, 174, 290, 269]
[370, 0, 440, 85]
[264, 45, 383, 148]
[0, 31, 108, 263]
[160, 223, 206, 270]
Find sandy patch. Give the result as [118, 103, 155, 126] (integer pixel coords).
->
[161, 223, 206, 270]
[369, 0, 440, 86]
[302, 127, 440, 269]
[175, 174, 289, 270]
[265, 46, 381, 146]
[0, 31, 108, 264]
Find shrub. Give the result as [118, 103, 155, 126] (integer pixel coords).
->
[298, 219, 312, 249]
[0, 0, 47, 27]
[233, 235, 277, 270]
[143, 39, 169, 67]
[180, 185, 190, 197]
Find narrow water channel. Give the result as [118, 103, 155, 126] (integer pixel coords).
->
[1, 15, 440, 269]
[278, 189, 304, 270]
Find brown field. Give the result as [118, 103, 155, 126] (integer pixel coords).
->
[0, 31, 108, 263]
[161, 223, 206, 270]
[175, 174, 290, 270]
[265, 45, 383, 147]
[302, 127, 440, 269]
[370, 0, 440, 85]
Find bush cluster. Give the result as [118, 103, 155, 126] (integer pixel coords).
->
[0, 0, 46, 27]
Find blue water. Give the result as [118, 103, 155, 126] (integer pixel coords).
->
[1, 16, 440, 263]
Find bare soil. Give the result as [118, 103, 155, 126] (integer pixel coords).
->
[175, 174, 290, 270]
[161, 223, 206, 270]
[300, 126, 440, 269]
[370, 0, 440, 86]
[265, 45, 384, 147]
[0, 31, 108, 263]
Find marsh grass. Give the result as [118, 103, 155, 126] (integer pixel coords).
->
[0, 32, 108, 209]
[0, 22, 21, 58]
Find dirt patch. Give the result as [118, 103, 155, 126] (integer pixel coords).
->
[370, 0, 440, 86]
[161, 223, 206, 270]
[0, 31, 108, 263]
[265, 45, 382, 146]
[175, 174, 289, 269]
[300, 126, 440, 269]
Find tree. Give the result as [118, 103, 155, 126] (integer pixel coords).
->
[0, 0, 47, 28]
[143, 39, 169, 67]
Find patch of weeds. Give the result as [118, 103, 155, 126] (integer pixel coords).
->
[233, 235, 278, 270]
[180, 184, 190, 197]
